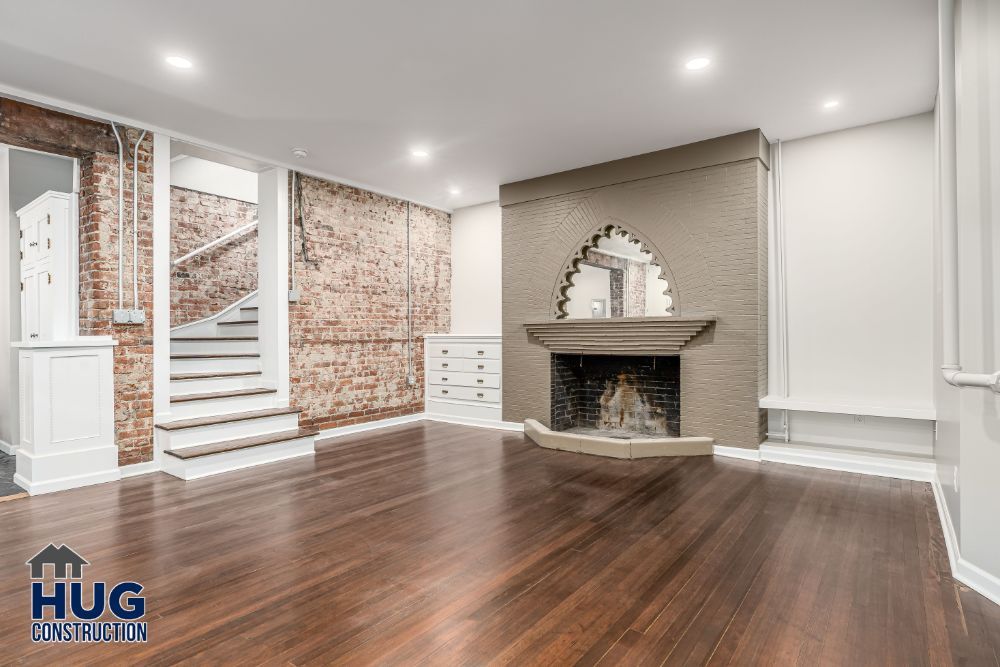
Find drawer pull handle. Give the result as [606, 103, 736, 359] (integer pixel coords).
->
[477, 379, 484, 384]
[477, 350, 485, 355]
[477, 393, 484, 398]
[442, 349, 449, 355]
[441, 389, 449, 395]
[441, 363, 449, 368]
[477, 364, 484, 370]
[441, 377, 448, 381]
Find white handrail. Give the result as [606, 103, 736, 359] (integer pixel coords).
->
[171, 220, 257, 268]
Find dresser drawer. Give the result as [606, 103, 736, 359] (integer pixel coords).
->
[462, 358, 500, 374]
[427, 342, 462, 359]
[427, 385, 500, 403]
[428, 357, 462, 372]
[461, 343, 501, 360]
[428, 371, 500, 389]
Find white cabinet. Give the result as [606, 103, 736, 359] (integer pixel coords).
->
[17, 191, 73, 341]
[424, 335, 502, 425]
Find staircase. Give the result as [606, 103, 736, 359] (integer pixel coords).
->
[156, 295, 317, 480]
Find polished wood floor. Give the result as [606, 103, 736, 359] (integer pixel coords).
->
[1, 422, 998, 665]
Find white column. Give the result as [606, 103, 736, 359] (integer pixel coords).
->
[257, 168, 290, 405]
[152, 133, 172, 425]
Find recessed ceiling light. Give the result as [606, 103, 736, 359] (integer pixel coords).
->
[291, 148, 308, 159]
[823, 99, 841, 109]
[165, 55, 193, 69]
[411, 149, 430, 158]
[685, 57, 711, 71]
[448, 187, 461, 196]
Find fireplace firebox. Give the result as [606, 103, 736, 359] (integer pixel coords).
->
[550, 354, 680, 439]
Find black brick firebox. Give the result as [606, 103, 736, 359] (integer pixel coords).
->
[550, 354, 680, 438]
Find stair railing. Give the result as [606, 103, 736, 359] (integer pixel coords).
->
[171, 219, 258, 268]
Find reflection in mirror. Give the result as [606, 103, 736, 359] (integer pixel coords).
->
[564, 232, 671, 318]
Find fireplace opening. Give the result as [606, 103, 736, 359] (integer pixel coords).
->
[551, 354, 680, 439]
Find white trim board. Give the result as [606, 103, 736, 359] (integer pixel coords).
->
[757, 443, 937, 482]
[0, 439, 15, 456]
[760, 396, 936, 421]
[119, 460, 162, 479]
[931, 477, 1000, 607]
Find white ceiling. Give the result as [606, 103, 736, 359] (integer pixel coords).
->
[0, 0, 937, 210]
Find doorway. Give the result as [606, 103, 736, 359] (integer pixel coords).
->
[0, 145, 78, 498]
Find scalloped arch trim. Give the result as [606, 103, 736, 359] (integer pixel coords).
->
[552, 224, 678, 319]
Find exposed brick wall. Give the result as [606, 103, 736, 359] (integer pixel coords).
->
[3, 98, 155, 465]
[288, 176, 450, 431]
[76, 129, 154, 466]
[170, 187, 257, 327]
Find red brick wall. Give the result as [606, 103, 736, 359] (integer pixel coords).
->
[170, 187, 257, 327]
[2, 98, 155, 465]
[289, 176, 451, 431]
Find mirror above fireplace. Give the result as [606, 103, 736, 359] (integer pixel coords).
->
[560, 230, 673, 319]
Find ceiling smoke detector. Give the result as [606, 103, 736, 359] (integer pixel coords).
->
[291, 148, 309, 159]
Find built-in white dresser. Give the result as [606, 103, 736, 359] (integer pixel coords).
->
[424, 334, 501, 424]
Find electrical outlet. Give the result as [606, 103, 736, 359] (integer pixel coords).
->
[854, 414, 865, 425]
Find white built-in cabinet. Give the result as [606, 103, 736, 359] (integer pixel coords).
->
[424, 335, 502, 424]
[17, 191, 73, 341]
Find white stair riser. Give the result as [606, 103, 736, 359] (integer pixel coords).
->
[236, 308, 258, 322]
[158, 413, 301, 450]
[161, 437, 315, 481]
[216, 323, 259, 336]
[169, 357, 261, 374]
[170, 374, 263, 395]
[170, 339, 260, 355]
[169, 393, 278, 420]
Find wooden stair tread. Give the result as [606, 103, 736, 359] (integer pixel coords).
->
[218, 320, 259, 325]
[170, 371, 262, 381]
[170, 353, 260, 359]
[170, 388, 276, 404]
[155, 407, 302, 431]
[165, 428, 318, 460]
[171, 336, 259, 341]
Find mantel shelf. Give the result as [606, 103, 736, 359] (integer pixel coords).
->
[524, 315, 716, 355]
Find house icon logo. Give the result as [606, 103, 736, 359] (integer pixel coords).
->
[25, 543, 148, 644]
[26, 544, 89, 580]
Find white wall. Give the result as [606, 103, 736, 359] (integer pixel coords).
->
[0, 147, 75, 452]
[935, 0, 1000, 596]
[450, 201, 502, 334]
[170, 155, 258, 203]
[775, 113, 936, 411]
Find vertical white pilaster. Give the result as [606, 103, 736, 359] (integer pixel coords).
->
[152, 133, 171, 424]
[257, 168, 290, 405]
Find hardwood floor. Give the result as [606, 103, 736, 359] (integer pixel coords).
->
[1, 421, 998, 665]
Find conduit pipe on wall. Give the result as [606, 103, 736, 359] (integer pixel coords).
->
[110, 122, 125, 310]
[938, 0, 1000, 394]
[131, 130, 147, 310]
[405, 201, 416, 386]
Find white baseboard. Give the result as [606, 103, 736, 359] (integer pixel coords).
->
[713, 444, 762, 461]
[758, 443, 936, 482]
[13, 469, 121, 495]
[0, 438, 15, 455]
[424, 414, 524, 432]
[120, 459, 162, 478]
[317, 413, 426, 441]
[931, 476, 1000, 607]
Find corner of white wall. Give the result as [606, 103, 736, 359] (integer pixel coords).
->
[450, 201, 502, 335]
